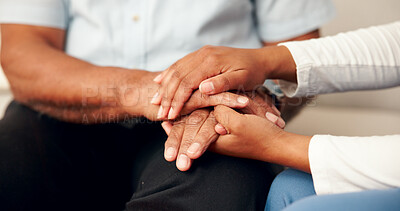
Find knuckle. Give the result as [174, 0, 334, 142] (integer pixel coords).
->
[222, 76, 231, 88]
[180, 77, 194, 90]
[200, 45, 215, 53]
[197, 130, 217, 144]
[172, 69, 182, 80]
[186, 114, 206, 126]
[186, 111, 208, 125]
[165, 136, 179, 148]
[221, 93, 234, 104]
[205, 53, 220, 65]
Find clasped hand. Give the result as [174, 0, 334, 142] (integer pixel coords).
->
[160, 89, 285, 171]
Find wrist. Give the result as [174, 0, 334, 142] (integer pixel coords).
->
[269, 131, 312, 172]
[117, 69, 159, 118]
[260, 46, 297, 83]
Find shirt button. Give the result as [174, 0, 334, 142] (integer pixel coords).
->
[132, 15, 140, 22]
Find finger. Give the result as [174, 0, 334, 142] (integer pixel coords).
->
[151, 65, 182, 107]
[161, 121, 173, 135]
[187, 111, 219, 159]
[153, 71, 168, 84]
[265, 112, 286, 129]
[167, 61, 227, 119]
[199, 71, 248, 95]
[167, 72, 208, 119]
[164, 119, 185, 162]
[157, 53, 199, 118]
[214, 105, 244, 134]
[240, 95, 277, 117]
[180, 91, 249, 116]
[176, 109, 209, 171]
[215, 123, 228, 135]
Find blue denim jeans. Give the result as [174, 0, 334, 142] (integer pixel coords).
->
[266, 169, 400, 211]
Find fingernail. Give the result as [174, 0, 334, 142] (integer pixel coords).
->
[266, 112, 278, 123]
[237, 96, 249, 105]
[161, 106, 169, 118]
[277, 117, 286, 128]
[177, 154, 189, 170]
[151, 92, 159, 104]
[200, 81, 214, 93]
[215, 123, 228, 135]
[153, 74, 162, 82]
[165, 147, 176, 160]
[167, 107, 175, 120]
[157, 106, 163, 119]
[187, 143, 201, 155]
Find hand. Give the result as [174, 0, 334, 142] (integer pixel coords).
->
[151, 45, 271, 120]
[151, 45, 297, 120]
[122, 72, 250, 121]
[161, 90, 285, 171]
[212, 105, 311, 172]
[182, 88, 285, 127]
[162, 109, 218, 171]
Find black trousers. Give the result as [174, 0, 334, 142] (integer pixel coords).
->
[0, 101, 276, 211]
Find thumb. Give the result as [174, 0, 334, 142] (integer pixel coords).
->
[214, 105, 243, 134]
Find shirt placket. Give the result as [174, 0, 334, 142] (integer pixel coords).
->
[125, 0, 147, 70]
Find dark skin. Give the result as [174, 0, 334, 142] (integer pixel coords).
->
[1, 24, 317, 172]
[0, 24, 257, 123]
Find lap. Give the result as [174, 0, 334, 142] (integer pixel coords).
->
[285, 188, 400, 211]
[130, 139, 275, 211]
[0, 101, 151, 210]
[266, 169, 315, 211]
[0, 101, 276, 211]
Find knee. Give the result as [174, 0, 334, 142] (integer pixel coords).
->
[266, 169, 315, 211]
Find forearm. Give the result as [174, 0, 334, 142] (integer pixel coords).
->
[277, 22, 400, 97]
[1, 25, 156, 123]
[271, 133, 312, 173]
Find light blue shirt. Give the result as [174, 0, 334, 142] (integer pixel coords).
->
[0, 0, 335, 71]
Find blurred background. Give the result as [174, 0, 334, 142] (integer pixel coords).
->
[0, 0, 399, 135]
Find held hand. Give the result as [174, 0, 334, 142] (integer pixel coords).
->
[212, 105, 312, 172]
[182, 88, 285, 127]
[162, 109, 218, 171]
[211, 105, 285, 162]
[125, 72, 250, 121]
[151, 45, 269, 120]
[160, 90, 285, 171]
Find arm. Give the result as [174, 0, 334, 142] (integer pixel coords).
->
[0, 24, 161, 123]
[262, 30, 320, 121]
[277, 21, 400, 97]
[213, 105, 400, 194]
[212, 105, 312, 173]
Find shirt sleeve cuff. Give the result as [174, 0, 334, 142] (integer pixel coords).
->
[308, 135, 334, 195]
[277, 42, 314, 98]
[258, 4, 335, 42]
[0, 3, 67, 29]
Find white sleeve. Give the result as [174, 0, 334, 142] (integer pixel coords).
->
[278, 21, 400, 97]
[309, 135, 400, 195]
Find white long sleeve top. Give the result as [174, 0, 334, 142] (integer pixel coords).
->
[279, 21, 400, 195]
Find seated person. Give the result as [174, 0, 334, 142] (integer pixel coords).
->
[158, 21, 400, 211]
